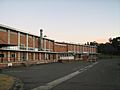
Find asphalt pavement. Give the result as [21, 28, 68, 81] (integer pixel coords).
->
[53, 58, 120, 90]
[2, 58, 120, 90]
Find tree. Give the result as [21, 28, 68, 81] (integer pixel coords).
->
[90, 41, 98, 46]
[97, 37, 120, 55]
[110, 37, 120, 55]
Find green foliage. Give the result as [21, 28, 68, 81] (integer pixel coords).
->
[97, 37, 120, 55]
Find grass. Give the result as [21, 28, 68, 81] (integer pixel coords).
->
[0, 74, 14, 90]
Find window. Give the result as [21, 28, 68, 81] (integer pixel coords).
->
[11, 54, 16, 58]
[0, 54, 4, 58]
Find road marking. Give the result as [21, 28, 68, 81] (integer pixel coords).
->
[32, 62, 98, 90]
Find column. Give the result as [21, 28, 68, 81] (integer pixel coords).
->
[33, 36, 35, 50]
[40, 53, 41, 60]
[26, 34, 28, 50]
[45, 53, 47, 60]
[33, 53, 35, 60]
[7, 51, 10, 62]
[74, 45, 75, 52]
[82, 45, 84, 53]
[26, 52, 28, 61]
[18, 32, 20, 47]
[18, 52, 20, 61]
[44, 39, 46, 51]
[8, 30, 10, 44]
[49, 40, 50, 51]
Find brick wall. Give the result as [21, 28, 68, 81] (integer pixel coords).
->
[35, 53, 39, 60]
[20, 33, 26, 46]
[0, 28, 8, 44]
[68, 44, 74, 52]
[10, 31, 18, 45]
[76, 45, 80, 52]
[46, 39, 49, 49]
[35, 37, 39, 48]
[28, 52, 33, 60]
[28, 35, 33, 47]
[50, 41, 54, 52]
[54, 42, 68, 52]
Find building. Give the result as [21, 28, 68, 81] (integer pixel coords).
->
[0, 24, 97, 68]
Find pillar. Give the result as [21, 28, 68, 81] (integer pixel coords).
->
[18, 52, 20, 61]
[26, 52, 28, 61]
[8, 30, 10, 44]
[33, 36, 35, 50]
[8, 51, 10, 62]
[26, 34, 28, 50]
[33, 53, 35, 60]
[49, 40, 50, 51]
[44, 39, 46, 51]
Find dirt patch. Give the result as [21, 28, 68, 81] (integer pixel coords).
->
[0, 74, 14, 90]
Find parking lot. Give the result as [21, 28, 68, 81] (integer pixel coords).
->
[2, 58, 120, 90]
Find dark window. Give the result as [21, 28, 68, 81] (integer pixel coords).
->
[0, 54, 4, 58]
[11, 54, 16, 58]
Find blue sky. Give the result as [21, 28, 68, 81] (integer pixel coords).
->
[0, 0, 120, 44]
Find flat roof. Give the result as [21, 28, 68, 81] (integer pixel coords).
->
[0, 24, 97, 48]
[0, 24, 54, 41]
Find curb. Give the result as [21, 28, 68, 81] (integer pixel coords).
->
[10, 77, 24, 90]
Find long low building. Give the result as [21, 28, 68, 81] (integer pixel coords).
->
[0, 24, 97, 68]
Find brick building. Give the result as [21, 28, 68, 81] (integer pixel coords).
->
[0, 24, 97, 68]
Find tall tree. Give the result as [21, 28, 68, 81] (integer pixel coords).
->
[111, 37, 120, 55]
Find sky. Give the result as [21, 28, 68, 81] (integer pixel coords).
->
[0, 0, 120, 44]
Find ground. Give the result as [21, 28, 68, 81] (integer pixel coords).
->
[1, 57, 120, 90]
[0, 74, 14, 90]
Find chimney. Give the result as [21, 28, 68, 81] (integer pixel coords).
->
[38, 29, 43, 51]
